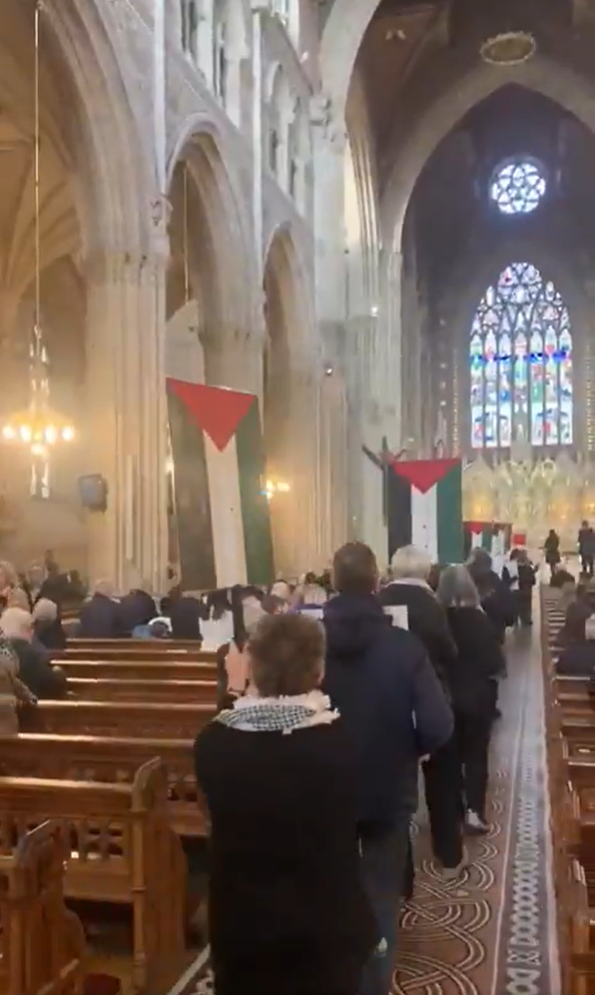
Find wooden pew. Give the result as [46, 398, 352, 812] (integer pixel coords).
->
[57, 659, 218, 682]
[0, 733, 208, 837]
[67, 676, 217, 705]
[0, 759, 186, 994]
[67, 638, 207, 653]
[0, 820, 86, 995]
[57, 645, 216, 663]
[21, 700, 214, 738]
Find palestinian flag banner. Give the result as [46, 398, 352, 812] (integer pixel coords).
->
[464, 521, 512, 559]
[166, 378, 274, 591]
[387, 458, 463, 564]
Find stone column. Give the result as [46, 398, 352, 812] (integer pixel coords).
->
[85, 246, 169, 592]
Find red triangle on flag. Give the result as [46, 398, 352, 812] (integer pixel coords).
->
[167, 379, 255, 452]
[391, 458, 459, 495]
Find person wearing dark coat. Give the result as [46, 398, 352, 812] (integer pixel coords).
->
[322, 543, 453, 995]
[578, 521, 595, 578]
[195, 612, 377, 995]
[437, 565, 505, 834]
[32, 598, 67, 651]
[78, 583, 124, 639]
[556, 605, 595, 675]
[467, 548, 515, 643]
[544, 529, 561, 578]
[379, 544, 465, 881]
[1, 607, 67, 700]
[119, 586, 156, 635]
[169, 593, 203, 641]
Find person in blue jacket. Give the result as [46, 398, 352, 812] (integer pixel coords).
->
[322, 542, 453, 995]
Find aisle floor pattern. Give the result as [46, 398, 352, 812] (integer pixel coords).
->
[181, 620, 558, 995]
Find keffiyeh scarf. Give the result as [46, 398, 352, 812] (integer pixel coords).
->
[217, 689, 339, 734]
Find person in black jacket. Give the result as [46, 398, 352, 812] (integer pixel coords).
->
[118, 583, 156, 635]
[379, 545, 465, 880]
[323, 542, 453, 995]
[578, 521, 595, 579]
[467, 548, 515, 643]
[544, 529, 561, 578]
[78, 581, 124, 638]
[32, 598, 67, 651]
[195, 612, 377, 995]
[0, 607, 67, 700]
[436, 565, 505, 834]
[556, 605, 595, 675]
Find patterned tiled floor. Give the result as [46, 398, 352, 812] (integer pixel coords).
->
[180, 618, 559, 995]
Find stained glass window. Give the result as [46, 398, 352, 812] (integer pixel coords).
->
[490, 160, 546, 215]
[469, 262, 573, 452]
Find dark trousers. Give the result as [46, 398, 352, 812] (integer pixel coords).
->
[517, 589, 533, 626]
[423, 735, 464, 868]
[359, 814, 411, 995]
[582, 554, 594, 578]
[455, 711, 491, 819]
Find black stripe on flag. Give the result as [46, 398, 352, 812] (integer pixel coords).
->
[387, 466, 412, 561]
[167, 388, 217, 591]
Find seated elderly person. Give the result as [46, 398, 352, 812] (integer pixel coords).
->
[556, 603, 595, 675]
[0, 607, 67, 700]
[32, 598, 67, 651]
[78, 580, 124, 638]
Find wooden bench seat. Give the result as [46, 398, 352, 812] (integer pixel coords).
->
[0, 734, 208, 837]
[67, 638, 207, 653]
[0, 759, 186, 993]
[67, 676, 217, 705]
[0, 820, 86, 995]
[21, 700, 214, 738]
[57, 645, 216, 662]
[57, 659, 218, 682]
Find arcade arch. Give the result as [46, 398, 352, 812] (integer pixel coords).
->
[0, 0, 159, 585]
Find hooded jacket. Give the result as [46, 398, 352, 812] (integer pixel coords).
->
[378, 580, 457, 695]
[322, 593, 453, 829]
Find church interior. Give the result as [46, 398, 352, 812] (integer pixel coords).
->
[2, 0, 595, 991]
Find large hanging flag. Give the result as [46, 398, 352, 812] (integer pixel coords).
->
[387, 458, 463, 564]
[464, 521, 512, 559]
[166, 378, 274, 591]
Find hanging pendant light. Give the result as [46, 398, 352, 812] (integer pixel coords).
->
[2, 0, 75, 455]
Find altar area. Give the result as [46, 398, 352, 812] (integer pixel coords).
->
[462, 454, 595, 550]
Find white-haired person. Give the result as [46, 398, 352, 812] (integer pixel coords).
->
[32, 598, 67, 652]
[0, 607, 67, 700]
[378, 545, 464, 878]
[195, 612, 377, 995]
[436, 564, 505, 834]
[78, 580, 123, 638]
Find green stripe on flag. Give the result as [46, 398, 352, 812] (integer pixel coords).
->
[437, 463, 463, 564]
[236, 399, 275, 585]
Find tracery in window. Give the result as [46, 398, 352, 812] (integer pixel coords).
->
[470, 262, 573, 452]
[490, 159, 546, 215]
[213, 15, 227, 102]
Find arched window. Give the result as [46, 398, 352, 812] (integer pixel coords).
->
[180, 0, 199, 58]
[470, 262, 573, 452]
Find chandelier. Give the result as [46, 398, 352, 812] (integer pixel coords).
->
[480, 31, 536, 67]
[2, 1, 75, 457]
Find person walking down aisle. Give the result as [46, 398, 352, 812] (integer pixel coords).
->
[436, 565, 505, 834]
[323, 542, 453, 995]
[578, 521, 595, 579]
[195, 613, 377, 995]
[379, 545, 466, 880]
[544, 528, 561, 579]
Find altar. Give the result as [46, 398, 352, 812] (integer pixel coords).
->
[462, 455, 595, 550]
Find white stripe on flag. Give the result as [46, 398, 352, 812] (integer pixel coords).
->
[471, 531, 483, 549]
[204, 433, 248, 588]
[411, 484, 438, 561]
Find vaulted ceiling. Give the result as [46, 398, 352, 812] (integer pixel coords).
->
[0, 0, 79, 305]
